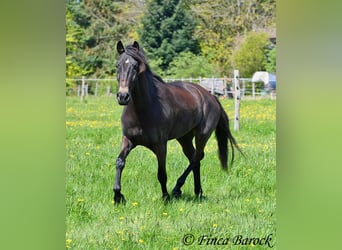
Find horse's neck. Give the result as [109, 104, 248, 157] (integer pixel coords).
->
[131, 72, 157, 112]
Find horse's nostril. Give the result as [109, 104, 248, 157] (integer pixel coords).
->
[124, 93, 130, 101]
[117, 92, 130, 105]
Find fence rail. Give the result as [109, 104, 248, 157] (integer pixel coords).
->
[66, 75, 276, 101]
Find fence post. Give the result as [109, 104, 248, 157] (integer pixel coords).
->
[252, 81, 256, 99]
[234, 70, 240, 131]
[211, 78, 215, 94]
[224, 76, 228, 97]
[95, 82, 98, 96]
[85, 84, 88, 96]
[107, 86, 110, 96]
[81, 76, 85, 102]
[77, 85, 80, 96]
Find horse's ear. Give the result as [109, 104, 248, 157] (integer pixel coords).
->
[117, 41, 125, 55]
[133, 41, 140, 50]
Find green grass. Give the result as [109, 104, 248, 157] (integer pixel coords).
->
[66, 96, 276, 249]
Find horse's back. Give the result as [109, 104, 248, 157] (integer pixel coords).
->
[162, 81, 222, 135]
[165, 81, 220, 111]
[165, 81, 216, 101]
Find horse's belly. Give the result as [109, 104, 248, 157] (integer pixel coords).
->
[167, 116, 199, 140]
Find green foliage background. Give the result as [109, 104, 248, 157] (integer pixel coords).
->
[66, 0, 276, 80]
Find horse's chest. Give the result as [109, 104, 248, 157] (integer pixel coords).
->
[122, 120, 161, 146]
[121, 107, 167, 145]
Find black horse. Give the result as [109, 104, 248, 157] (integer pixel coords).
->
[113, 41, 241, 204]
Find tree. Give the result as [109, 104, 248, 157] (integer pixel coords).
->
[66, 0, 142, 78]
[232, 32, 269, 77]
[66, 3, 90, 79]
[138, 0, 200, 70]
[190, 0, 276, 75]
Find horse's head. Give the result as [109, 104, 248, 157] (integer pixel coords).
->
[116, 41, 146, 105]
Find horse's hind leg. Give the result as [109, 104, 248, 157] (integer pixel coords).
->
[192, 133, 211, 198]
[172, 133, 200, 198]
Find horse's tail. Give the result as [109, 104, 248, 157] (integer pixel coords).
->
[215, 103, 242, 171]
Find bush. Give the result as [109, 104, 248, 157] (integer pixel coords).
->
[166, 52, 216, 78]
[264, 47, 276, 73]
[232, 32, 269, 77]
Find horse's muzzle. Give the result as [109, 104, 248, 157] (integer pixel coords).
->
[117, 92, 131, 105]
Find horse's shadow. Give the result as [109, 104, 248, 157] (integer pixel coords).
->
[167, 193, 209, 204]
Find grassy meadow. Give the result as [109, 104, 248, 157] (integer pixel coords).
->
[66, 96, 276, 249]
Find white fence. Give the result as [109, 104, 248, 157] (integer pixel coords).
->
[66, 74, 276, 101]
[66, 77, 115, 99]
[163, 77, 275, 99]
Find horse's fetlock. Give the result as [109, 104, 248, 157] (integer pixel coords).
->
[113, 186, 121, 192]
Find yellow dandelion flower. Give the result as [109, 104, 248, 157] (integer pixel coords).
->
[116, 230, 123, 235]
[66, 239, 72, 244]
[132, 202, 138, 207]
[77, 198, 84, 203]
[138, 239, 144, 244]
[162, 212, 168, 216]
[213, 223, 218, 228]
[179, 208, 184, 212]
[119, 216, 125, 221]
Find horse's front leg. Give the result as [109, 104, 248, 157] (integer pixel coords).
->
[153, 143, 170, 202]
[113, 136, 134, 205]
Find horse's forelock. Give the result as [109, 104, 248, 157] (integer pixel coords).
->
[124, 44, 148, 66]
[123, 43, 165, 84]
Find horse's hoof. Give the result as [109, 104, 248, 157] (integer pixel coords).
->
[195, 188, 203, 198]
[162, 193, 170, 203]
[197, 194, 206, 201]
[172, 189, 182, 199]
[114, 194, 126, 205]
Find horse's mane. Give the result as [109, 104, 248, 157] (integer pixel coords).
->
[124, 44, 166, 84]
